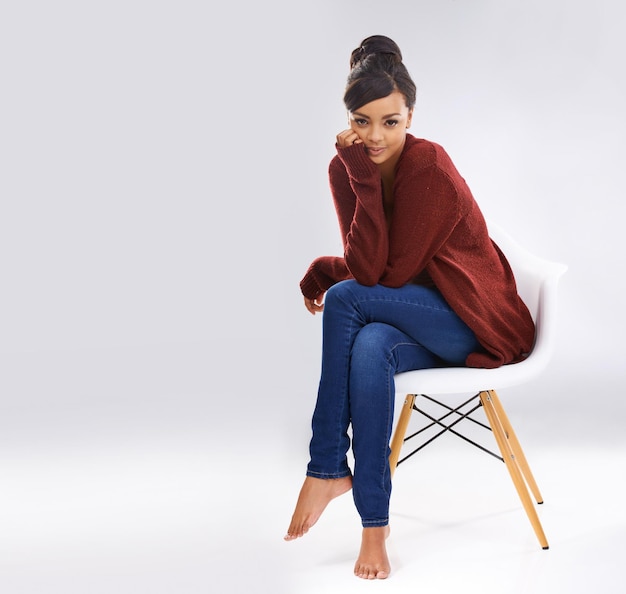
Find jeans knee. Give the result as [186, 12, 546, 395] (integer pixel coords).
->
[351, 323, 394, 368]
[324, 279, 359, 311]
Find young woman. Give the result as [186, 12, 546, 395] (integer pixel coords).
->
[284, 35, 534, 580]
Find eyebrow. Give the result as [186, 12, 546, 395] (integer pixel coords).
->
[352, 111, 403, 119]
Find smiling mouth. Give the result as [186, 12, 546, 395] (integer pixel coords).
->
[367, 146, 385, 154]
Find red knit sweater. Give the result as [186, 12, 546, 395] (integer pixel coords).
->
[300, 134, 535, 368]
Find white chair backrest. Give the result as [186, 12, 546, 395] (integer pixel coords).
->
[394, 221, 567, 394]
[487, 220, 568, 365]
[487, 221, 561, 320]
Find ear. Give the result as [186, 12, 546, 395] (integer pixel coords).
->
[406, 108, 414, 129]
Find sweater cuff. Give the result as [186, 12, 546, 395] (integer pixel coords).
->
[300, 271, 323, 300]
[336, 143, 378, 180]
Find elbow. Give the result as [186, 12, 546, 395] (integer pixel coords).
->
[346, 260, 383, 287]
[353, 273, 379, 287]
[344, 246, 386, 287]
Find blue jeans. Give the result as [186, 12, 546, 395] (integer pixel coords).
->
[306, 280, 481, 527]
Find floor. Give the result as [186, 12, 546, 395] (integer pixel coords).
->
[1, 348, 624, 594]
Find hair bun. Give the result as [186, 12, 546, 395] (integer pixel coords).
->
[349, 35, 403, 69]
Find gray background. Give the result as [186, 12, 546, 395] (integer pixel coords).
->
[1, 1, 624, 593]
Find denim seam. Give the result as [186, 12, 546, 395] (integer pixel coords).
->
[362, 518, 389, 527]
[354, 295, 454, 314]
[307, 469, 352, 479]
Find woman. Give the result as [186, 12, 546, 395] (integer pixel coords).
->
[284, 35, 534, 580]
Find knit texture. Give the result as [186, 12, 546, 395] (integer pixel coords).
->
[300, 134, 535, 368]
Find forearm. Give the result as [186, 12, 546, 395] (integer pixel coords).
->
[331, 146, 389, 284]
[300, 256, 352, 299]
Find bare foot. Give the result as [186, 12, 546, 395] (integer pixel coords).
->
[354, 526, 391, 580]
[284, 475, 352, 541]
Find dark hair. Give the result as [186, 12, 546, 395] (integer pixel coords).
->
[344, 35, 416, 112]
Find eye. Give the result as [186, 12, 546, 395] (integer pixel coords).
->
[385, 119, 399, 127]
[354, 118, 368, 126]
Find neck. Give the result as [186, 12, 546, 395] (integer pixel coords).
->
[379, 157, 398, 186]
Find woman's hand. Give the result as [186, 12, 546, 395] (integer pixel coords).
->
[336, 129, 363, 148]
[304, 294, 325, 315]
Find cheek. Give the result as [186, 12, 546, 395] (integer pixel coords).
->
[392, 128, 407, 142]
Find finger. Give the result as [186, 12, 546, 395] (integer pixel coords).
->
[346, 134, 362, 147]
[304, 297, 318, 315]
[336, 129, 359, 147]
[336, 131, 350, 147]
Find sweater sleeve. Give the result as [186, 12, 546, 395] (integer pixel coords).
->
[299, 256, 352, 299]
[380, 155, 462, 286]
[329, 144, 390, 286]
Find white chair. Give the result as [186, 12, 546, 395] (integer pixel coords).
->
[389, 221, 567, 550]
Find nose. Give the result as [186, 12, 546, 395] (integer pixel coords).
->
[368, 124, 384, 143]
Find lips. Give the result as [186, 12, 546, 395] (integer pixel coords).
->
[367, 146, 386, 156]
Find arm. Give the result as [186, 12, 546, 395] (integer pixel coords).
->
[299, 139, 389, 300]
[329, 144, 389, 285]
[299, 255, 352, 300]
[379, 159, 462, 286]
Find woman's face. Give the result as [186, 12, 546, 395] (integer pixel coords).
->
[349, 91, 413, 168]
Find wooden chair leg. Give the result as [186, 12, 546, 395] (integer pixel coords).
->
[389, 394, 416, 477]
[479, 391, 549, 550]
[488, 390, 544, 504]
